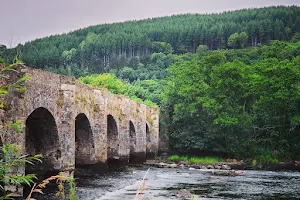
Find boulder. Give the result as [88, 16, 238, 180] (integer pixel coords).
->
[214, 165, 221, 169]
[295, 161, 300, 167]
[207, 165, 214, 169]
[179, 161, 189, 166]
[221, 164, 231, 170]
[212, 171, 230, 176]
[232, 170, 243, 176]
[158, 162, 168, 168]
[177, 190, 192, 199]
[212, 170, 243, 176]
[169, 163, 177, 168]
[200, 165, 207, 169]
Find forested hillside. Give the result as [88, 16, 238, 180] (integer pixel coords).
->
[164, 40, 300, 160]
[1, 6, 300, 162]
[77, 39, 300, 162]
[2, 6, 300, 74]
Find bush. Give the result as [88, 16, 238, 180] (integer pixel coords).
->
[78, 73, 158, 107]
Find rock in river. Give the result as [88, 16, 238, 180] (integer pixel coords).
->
[221, 164, 231, 170]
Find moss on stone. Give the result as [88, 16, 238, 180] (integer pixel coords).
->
[56, 90, 64, 108]
[146, 114, 154, 126]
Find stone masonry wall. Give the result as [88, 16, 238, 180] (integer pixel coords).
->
[2, 66, 159, 177]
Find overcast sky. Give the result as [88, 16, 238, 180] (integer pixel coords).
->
[1, 0, 300, 47]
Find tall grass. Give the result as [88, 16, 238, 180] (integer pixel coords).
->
[189, 156, 223, 164]
[168, 155, 188, 162]
[168, 155, 224, 164]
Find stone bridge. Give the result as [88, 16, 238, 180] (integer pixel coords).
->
[2, 66, 159, 178]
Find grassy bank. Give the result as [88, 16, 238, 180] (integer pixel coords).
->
[168, 155, 224, 164]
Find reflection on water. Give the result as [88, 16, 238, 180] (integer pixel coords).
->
[45, 166, 300, 199]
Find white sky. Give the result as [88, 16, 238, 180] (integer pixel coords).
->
[1, 0, 300, 47]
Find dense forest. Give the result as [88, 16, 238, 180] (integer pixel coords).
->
[2, 6, 300, 73]
[1, 6, 300, 162]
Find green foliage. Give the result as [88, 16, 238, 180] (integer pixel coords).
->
[291, 32, 300, 42]
[62, 48, 77, 62]
[168, 155, 223, 164]
[168, 155, 187, 162]
[189, 156, 223, 164]
[196, 45, 209, 57]
[78, 73, 158, 107]
[0, 60, 30, 97]
[228, 33, 240, 49]
[0, 144, 42, 185]
[239, 32, 248, 48]
[152, 42, 173, 54]
[79, 73, 126, 94]
[118, 66, 136, 82]
[0, 61, 78, 199]
[250, 148, 280, 164]
[164, 40, 300, 159]
[0, 61, 45, 198]
[67, 177, 78, 200]
[228, 32, 249, 49]
[168, 155, 180, 162]
[4, 6, 300, 72]
[0, 45, 6, 63]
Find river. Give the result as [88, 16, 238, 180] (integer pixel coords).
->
[69, 166, 300, 200]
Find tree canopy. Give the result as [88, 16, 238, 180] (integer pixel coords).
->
[3, 6, 300, 74]
[164, 40, 300, 160]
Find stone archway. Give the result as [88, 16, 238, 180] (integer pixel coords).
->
[25, 107, 60, 175]
[129, 121, 136, 162]
[107, 115, 119, 161]
[75, 113, 94, 166]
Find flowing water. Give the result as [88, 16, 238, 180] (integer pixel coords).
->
[68, 166, 300, 200]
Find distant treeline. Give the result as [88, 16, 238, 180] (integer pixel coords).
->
[2, 6, 300, 73]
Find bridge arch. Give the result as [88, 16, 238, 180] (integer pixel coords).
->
[129, 120, 136, 162]
[75, 113, 94, 166]
[25, 107, 60, 175]
[107, 115, 119, 161]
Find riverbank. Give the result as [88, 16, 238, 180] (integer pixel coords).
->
[144, 157, 300, 171]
